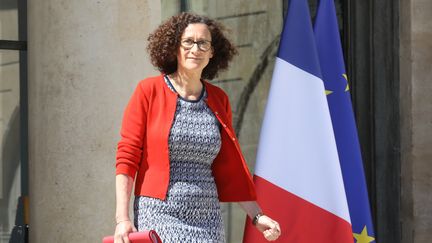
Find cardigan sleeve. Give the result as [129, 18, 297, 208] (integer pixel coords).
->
[116, 81, 149, 179]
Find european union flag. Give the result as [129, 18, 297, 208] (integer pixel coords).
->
[314, 0, 376, 242]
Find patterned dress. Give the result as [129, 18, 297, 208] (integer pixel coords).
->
[134, 76, 225, 243]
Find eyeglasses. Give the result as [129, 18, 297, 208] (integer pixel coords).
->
[180, 38, 212, 52]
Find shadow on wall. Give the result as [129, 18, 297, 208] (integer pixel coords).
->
[0, 106, 21, 241]
[232, 35, 280, 137]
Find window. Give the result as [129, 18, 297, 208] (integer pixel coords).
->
[0, 0, 27, 242]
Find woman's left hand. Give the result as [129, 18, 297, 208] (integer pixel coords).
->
[255, 215, 281, 241]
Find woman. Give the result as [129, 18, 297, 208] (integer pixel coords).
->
[114, 12, 281, 243]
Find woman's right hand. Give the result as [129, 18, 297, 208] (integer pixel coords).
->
[114, 220, 137, 243]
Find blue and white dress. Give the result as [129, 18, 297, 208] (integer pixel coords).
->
[134, 76, 225, 243]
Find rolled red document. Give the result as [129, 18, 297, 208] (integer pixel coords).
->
[102, 231, 162, 243]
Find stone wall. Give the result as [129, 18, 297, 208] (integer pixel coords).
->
[27, 1, 161, 242]
[400, 0, 432, 242]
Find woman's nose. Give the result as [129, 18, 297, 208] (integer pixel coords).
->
[190, 43, 200, 53]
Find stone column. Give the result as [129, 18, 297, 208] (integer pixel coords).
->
[27, 1, 160, 242]
[400, 0, 432, 242]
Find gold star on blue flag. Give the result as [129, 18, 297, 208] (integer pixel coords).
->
[343, 74, 349, 91]
[353, 226, 375, 243]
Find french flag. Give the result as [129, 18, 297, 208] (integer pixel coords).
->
[243, 0, 354, 242]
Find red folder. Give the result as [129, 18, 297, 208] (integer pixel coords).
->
[102, 231, 162, 243]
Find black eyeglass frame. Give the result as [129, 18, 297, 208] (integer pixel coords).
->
[180, 38, 212, 52]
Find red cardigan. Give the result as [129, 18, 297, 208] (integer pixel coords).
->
[116, 75, 257, 202]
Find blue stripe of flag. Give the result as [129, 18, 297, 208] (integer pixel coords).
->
[278, 0, 322, 79]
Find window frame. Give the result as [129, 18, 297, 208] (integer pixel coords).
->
[0, 0, 28, 231]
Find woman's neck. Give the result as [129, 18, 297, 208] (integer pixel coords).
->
[169, 70, 203, 97]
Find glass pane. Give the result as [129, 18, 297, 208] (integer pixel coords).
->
[0, 50, 20, 243]
[0, 0, 18, 41]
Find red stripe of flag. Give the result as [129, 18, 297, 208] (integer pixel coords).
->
[243, 176, 353, 243]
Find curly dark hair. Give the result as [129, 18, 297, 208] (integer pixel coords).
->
[147, 12, 238, 80]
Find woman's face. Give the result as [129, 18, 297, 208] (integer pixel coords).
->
[176, 23, 213, 74]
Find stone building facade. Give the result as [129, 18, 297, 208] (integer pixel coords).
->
[0, 0, 430, 242]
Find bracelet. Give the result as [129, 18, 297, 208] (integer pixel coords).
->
[252, 212, 264, 226]
[116, 219, 130, 225]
